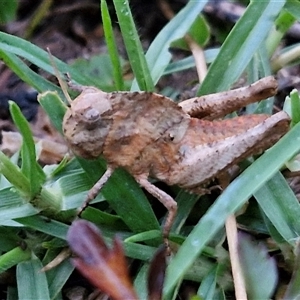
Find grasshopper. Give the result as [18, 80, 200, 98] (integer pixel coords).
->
[62, 76, 289, 242]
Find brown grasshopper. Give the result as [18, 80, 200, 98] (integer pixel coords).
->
[62, 76, 289, 242]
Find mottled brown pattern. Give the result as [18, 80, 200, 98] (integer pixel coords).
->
[62, 76, 290, 242]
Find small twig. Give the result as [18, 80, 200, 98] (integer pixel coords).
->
[226, 215, 248, 300]
[282, 169, 300, 178]
[40, 248, 71, 272]
[24, 0, 54, 40]
[157, 0, 175, 20]
[219, 174, 247, 299]
[185, 35, 207, 84]
[50, 3, 99, 16]
[272, 44, 300, 72]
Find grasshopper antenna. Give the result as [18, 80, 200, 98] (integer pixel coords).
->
[47, 48, 72, 105]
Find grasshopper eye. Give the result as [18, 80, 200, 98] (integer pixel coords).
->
[84, 108, 100, 122]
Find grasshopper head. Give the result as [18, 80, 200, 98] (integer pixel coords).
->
[63, 87, 112, 159]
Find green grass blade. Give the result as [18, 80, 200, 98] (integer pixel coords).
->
[0, 49, 62, 94]
[45, 255, 74, 300]
[0, 204, 38, 223]
[104, 168, 160, 233]
[0, 31, 98, 86]
[9, 102, 46, 197]
[43, 171, 103, 211]
[266, 8, 296, 56]
[164, 122, 300, 295]
[285, 0, 300, 20]
[81, 207, 125, 229]
[171, 190, 200, 234]
[163, 49, 219, 75]
[134, 264, 149, 300]
[246, 47, 274, 115]
[290, 89, 300, 126]
[101, 0, 124, 91]
[17, 258, 50, 300]
[283, 243, 300, 299]
[0, 151, 30, 196]
[0, 247, 31, 273]
[0, 186, 39, 224]
[15, 215, 69, 240]
[0, 227, 21, 251]
[238, 234, 278, 299]
[38, 91, 67, 134]
[123, 241, 156, 261]
[197, 266, 218, 299]
[199, 1, 286, 95]
[132, 0, 208, 89]
[78, 158, 160, 234]
[254, 172, 300, 242]
[0, 0, 17, 24]
[112, 0, 154, 91]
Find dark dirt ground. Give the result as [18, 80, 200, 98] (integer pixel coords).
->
[1, 1, 300, 299]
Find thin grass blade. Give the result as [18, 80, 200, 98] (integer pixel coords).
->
[131, 0, 208, 89]
[9, 102, 46, 197]
[0, 31, 98, 86]
[17, 258, 50, 300]
[101, 0, 125, 91]
[254, 172, 300, 243]
[112, 0, 154, 91]
[0, 247, 31, 273]
[199, 1, 286, 95]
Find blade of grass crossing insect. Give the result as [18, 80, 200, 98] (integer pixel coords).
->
[164, 123, 300, 295]
[112, 0, 154, 91]
[17, 258, 50, 300]
[101, 0, 125, 91]
[131, 0, 208, 89]
[199, 1, 286, 95]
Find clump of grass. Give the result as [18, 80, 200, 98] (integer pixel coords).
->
[0, 0, 300, 299]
